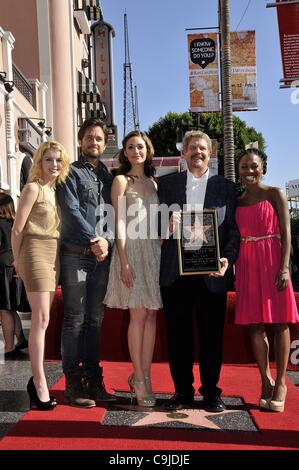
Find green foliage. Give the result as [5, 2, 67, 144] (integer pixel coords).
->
[147, 111, 266, 180]
[147, 112, 193, 157]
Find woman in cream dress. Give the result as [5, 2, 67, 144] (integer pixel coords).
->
[104, 131, 162, 407]
[12, 141, 70, 410]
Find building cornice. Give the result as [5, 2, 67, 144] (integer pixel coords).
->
[3, 31, 15, 47]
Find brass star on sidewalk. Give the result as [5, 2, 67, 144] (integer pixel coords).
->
[131, 408, 237, 430]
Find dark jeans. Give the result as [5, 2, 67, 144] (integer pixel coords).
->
[60, 252, 109, 375]
[161, 276, 227, 398]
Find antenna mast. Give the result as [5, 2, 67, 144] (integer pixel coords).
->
[123, 12, 139, 137]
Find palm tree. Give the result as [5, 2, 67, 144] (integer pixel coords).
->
[219, 0, 235, 181]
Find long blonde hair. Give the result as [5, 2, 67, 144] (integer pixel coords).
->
[28, 141, 70, 184]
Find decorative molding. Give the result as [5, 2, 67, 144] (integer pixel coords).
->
[3, 31, 15, 48]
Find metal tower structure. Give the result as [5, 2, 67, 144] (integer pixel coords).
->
[123, 12, 139, 138]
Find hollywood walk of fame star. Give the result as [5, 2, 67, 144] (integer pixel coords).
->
[107, 402, 238, 430]
[183, 217, 211, 246]
[131, 408, 237, 430]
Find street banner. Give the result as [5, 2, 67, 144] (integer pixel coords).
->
[230, 30, 257, 111]
[209, 139, 218, 176]
[188, 33, 220, 112]
[276, 0, 299, 86]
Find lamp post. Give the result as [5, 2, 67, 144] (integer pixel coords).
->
[27, 118, 51, 141]
[0, 71, 15, 93]
[219, 0, 235, 182]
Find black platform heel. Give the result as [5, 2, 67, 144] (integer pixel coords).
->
[27, 377, 57, 411]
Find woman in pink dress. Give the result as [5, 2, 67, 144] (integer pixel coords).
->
[235, 148, 299, 412]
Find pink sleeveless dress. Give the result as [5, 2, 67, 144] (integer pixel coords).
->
[235, 200, 299, 325]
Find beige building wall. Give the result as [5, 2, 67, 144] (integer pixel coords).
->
[13, 85, 41, 188]
[0, 0, 40, 80]
[0, 105, 8, 190]
[0, 23, 42, 199]
[48, 0, 76, 157]
[0, 28, 7, 189]
[1, 0, 105, 198]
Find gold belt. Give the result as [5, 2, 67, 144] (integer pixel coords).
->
[241, 234, 281, 243]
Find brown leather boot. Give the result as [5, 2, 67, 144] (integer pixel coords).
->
[86, 368, 117, 402]
[64, 372, 96, 408]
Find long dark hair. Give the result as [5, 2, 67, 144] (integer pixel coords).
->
[0, 194, 16, 221]
[117, 131, 156, 179]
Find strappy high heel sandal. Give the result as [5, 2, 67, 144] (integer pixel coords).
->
[128, 374, 155, 407]
[144, 374, 156, 403]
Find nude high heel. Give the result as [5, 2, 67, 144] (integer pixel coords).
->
[269, 385, 287, 412]
[128, 374, 155, 407]
[259, 381, 275, 410]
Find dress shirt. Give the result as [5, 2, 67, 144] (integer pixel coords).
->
[186, 168, 209, 211]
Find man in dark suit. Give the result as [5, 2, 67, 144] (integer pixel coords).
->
[158, 130, 240, 412]
[20, 153, 33, 192]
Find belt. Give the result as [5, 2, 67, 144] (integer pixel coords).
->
[241, 234, 281, 243]
[62, 242, 93, 256]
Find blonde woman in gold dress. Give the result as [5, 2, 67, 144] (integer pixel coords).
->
[12, 141, 70, 410]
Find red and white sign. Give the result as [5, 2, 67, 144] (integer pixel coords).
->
[93, 22, 114, 126]
[276, 0, 299, 85]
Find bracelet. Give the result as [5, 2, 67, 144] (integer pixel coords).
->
[279, 269, 288, 274]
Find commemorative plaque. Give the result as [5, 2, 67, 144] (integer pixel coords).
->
[177, 210, 220, 275]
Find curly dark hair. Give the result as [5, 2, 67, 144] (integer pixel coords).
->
[236, 148, 268, 176]
[117, 131, 156, 179]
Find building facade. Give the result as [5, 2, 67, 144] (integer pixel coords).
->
[0, 0, 116, 202]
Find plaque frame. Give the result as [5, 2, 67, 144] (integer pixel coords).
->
[177, 209, 221, 275]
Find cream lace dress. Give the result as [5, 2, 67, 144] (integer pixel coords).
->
[104, 178, 162, 310]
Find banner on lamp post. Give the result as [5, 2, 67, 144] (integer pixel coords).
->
[208, 139, 218, 176]
[231, 30, 258, 111]
[188, 33, 220, 112]
[187, 30, 258, 112]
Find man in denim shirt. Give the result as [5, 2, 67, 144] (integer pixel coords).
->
[57, 118, 115, 407]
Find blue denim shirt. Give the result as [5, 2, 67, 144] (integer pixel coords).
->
[56, 155, 114, 248]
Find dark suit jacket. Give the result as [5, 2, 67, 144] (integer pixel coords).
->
[20, 154, 33, 192]
[158, 171, 240, 292]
